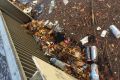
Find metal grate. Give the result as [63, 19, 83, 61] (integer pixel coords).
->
[2, 12, 49, 80]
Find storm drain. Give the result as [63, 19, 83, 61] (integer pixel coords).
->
[2, 12, 49, 80]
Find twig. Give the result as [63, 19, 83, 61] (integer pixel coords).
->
[91, 0, 95, 26]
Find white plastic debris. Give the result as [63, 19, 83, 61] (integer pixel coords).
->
[109, 25, 120, 38]
[71, 33, 75, 35]
[63, 0, 69, 5]
[100, 30, 107, 37]
[48, 22, 54, 29]
[23, 7, 32, 14]
[44, 20, 50, 26]
[49, 0, 55, 14]
[54, 20, 59, 26]
[0, 38, 5, 56]
[32, 0, 37, 4]
[97, 27, 101, 31]
[80, 36, 89, 45]
[54, 24, 63, 32]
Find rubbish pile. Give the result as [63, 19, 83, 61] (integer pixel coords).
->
[22, 19, 106, 80]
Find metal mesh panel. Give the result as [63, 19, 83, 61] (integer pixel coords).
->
[2, 12, 49, 80]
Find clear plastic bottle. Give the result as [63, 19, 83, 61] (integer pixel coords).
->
[90, 64, 99, 80]
[91, 46, 97, 62]
[109, 25, 120, 38]
[50, 58, 67, 70]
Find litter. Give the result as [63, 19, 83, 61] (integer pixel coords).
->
[100, 30, 107, 37]
[91, 46, 97, 62]
[63, 0, 69, 5]
[97, 27, 101, 31]
[23, 7, 32, 14]
[48, 22, 54, 29]
[32, 0, 37, 4]
[49, 0, 55, 14]
[44, 20, 50, 26]
[80, 36, 89, 45]
[85, 46, 91, 62]
[54, 20, 59, 26]
[109, 25, 120, 38]
[54, 24, 63, 32]
[18, 0, 31, 4]
[35, 4, 44, 14]
[90, 64, 100, 80]
[50, 58, 68, 70]
[22, 18, 103, 79]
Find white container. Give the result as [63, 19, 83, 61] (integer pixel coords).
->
[109, 25, 120, 38]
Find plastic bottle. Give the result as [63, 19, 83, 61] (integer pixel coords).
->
[90, 64, 99, 80]
[50, 58, 66, 70]
[109, 25, 120, 38]
[91, 46, 97, 62]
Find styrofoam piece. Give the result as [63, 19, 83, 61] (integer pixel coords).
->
[96, 27, 101, 30]
[100, 30, 107, 37]
[63, 0, 69, 5]
[80, 36, 89, 45]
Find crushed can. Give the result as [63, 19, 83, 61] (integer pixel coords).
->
[90, 64, 99, 80]
[50, 58, 66, 70]
[91, 46, 97, 62]
[109, 25, 120, 38]
[85, 46, 91, 62]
